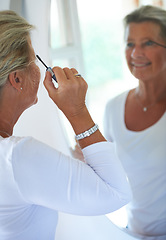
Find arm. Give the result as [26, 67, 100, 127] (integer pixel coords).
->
[43, 67, 105, 149]
[12, 67, 131, 215]
[12, 137, 131, 216]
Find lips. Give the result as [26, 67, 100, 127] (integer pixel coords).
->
[131, 62, 151, 67]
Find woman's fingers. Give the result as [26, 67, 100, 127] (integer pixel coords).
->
[43, 66, 88, 118]
[51, 66, 67, 83]
[43, 71, 56, 98]
[63, 67, 76, 79]
[71, 68, 79, 75]
[44, 67, 66, 97]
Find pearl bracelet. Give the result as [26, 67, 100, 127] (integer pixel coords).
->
[75, 124, 99, 141]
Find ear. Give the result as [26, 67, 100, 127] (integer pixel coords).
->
[8, 72, 22, 92]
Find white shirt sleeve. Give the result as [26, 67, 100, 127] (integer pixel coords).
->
[12, 137, 131, 216]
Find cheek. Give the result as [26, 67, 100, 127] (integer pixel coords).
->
[125, 49, 130, 60]
[35, 68, 41, 88]
[31, 65, 41, 90]
[125, 50, 131, 67]
[150, 52, 166, 71]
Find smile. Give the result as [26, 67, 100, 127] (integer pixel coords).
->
[131, 62, 151, 67]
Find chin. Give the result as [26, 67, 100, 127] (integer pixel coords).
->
[131, 70, 149, 81]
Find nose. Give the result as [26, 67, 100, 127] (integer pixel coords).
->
[131, 46, 144, 59]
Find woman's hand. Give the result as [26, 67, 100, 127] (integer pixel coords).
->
[44, 66, 106, 149]
[44, 67, 88, 120]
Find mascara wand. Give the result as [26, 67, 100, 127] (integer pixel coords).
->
[36, 55, 57, 82]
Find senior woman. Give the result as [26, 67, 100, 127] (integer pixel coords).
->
[104, 5, 166, 239]
[0, 10, 131, 240]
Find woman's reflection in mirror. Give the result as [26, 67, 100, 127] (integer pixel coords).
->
[104, 5, 166, 239]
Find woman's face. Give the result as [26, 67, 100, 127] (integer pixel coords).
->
[125, 21, 166, 82]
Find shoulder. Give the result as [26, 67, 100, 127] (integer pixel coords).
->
[0, 136, 42, 165]
[0, 136, 28, 157]
[6, 136, 39, 154]
[11, 136, 61, 184]
[11, 136, 58, 162]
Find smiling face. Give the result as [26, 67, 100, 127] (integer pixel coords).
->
[125, 21, 166, 82]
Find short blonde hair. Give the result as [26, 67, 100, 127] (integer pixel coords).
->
[124, 5, 166, 42]
[0, 10, 34, 88]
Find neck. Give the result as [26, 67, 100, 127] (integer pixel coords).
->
[137, 81, 166, 105]
[134, 82, 166, 112]
[0, 85, 24, 136]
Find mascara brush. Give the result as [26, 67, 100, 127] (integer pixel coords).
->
[36, 55, 57, 82]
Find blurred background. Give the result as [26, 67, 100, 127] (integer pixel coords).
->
[1, 0, 165, 239]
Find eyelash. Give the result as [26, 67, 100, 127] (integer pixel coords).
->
[126, 40, 154, 48]
[144, 40, 154, 46]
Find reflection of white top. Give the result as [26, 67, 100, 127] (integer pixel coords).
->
[0, 136, 131, 240]
[104, 90, 166, 237]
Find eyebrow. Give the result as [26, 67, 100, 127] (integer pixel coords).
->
[150, 40, 166, 48]
[125, 38, 166, 48]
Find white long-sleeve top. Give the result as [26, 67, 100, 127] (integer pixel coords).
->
[0, 136, 131, 240]
[104, 90, 166, 238]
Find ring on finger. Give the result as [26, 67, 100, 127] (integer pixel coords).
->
[74, 73, 82, 77]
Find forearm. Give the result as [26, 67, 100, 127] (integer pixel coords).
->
[44, 67, 106, 149]
[13, 137, 131, 215]
[67, 106, 106, 149]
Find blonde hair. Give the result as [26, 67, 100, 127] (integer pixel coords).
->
[0, 10, 34, 88]
[124, 5, 166, 42]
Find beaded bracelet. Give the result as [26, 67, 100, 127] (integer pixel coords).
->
[75, 124, 99, 141]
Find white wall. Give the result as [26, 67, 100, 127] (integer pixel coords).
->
[0, 1, 138, 239]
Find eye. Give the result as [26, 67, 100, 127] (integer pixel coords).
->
[144, 40, 154, 46]
[126, 42, 134, 48]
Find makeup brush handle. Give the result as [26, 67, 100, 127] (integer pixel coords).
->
[47, 67, 57, 82]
